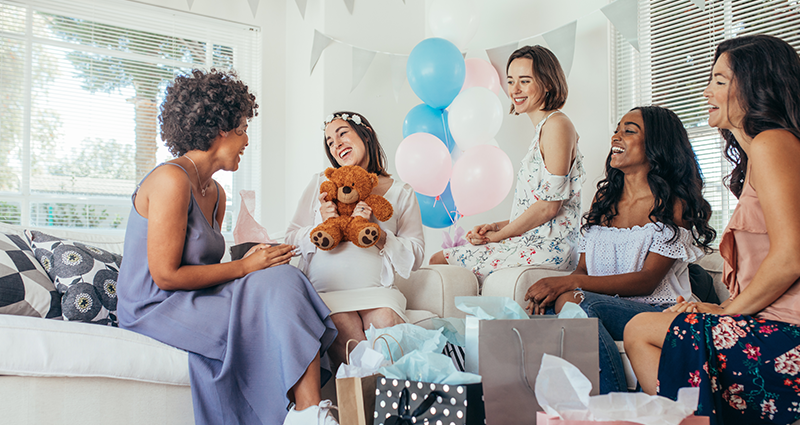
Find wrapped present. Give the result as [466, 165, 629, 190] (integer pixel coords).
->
[373, 377, 484, 425]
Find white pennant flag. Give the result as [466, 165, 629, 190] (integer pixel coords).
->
[689, 0, 705, 10]
[486, 42, 519, 97]
[295, 0, 308, 18]
[543, 20, 577, 77]
[351, 46, 377, 92]
[390, 54, 408, 102]
[310, 30, 334, 75]
[186, 0, 194, 9]
[343, 0, 355, 14]
[602, 0, 639, 51]
[247, 0, 260, 17]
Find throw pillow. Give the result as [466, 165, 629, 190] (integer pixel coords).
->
[27, 230, 121, 326]
[0, 232, 61, 318]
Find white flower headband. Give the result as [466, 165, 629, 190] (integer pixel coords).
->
[321, 113, 364, 130]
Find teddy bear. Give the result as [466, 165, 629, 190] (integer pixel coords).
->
[310, 165, 393, 251]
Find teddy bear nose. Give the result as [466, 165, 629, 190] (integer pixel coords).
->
[342, 186, 352, 194]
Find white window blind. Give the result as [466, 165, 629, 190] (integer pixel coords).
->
[612, 0, 800, 243]
[0, 0, 262, 233]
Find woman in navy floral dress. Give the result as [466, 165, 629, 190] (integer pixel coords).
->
[625, 35, 800, 425]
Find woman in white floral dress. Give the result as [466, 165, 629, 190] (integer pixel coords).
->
[429, 45, 584, 284]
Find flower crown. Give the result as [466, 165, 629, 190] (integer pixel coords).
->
[321, 113, 364, 130]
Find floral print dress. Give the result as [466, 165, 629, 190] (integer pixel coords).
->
[443, 111, 585, 284]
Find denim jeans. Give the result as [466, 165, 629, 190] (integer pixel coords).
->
[574, 291, 664, 394]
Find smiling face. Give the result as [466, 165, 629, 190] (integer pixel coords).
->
[507, 58, 544, 115]
[325, 119, 369, 169]
[610, 109, 649, 174]
[219, 119, 249, 172]
[703, 53, 746, 131]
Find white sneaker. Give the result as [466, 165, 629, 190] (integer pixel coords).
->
[283, 400, 339, 425]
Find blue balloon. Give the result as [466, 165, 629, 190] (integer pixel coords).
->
[403, 104, 455, 152]
[416, 184, 461, 229]
[407, 38, 465, 110]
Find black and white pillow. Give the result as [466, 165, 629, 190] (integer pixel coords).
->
[0, 232, 61, 318]
[27, 230, 121, 326]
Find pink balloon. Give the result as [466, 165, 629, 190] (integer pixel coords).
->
[395, 133, 453, 197]
[450, 145, 514, 216]
[461, 58, 502, 95]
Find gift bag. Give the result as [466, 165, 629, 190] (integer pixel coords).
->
[372, 377, 484, 425]
[337, 337, 396, 425]
[468, 316, 600, 424]
[535, 412, 709, 425]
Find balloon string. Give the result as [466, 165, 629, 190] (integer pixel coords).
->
[440, 112, 451, 150]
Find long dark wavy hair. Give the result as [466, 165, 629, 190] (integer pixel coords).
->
[583, 106, 716, 251]
[322, 111, 390, 177]
[711, 35, 800, 198]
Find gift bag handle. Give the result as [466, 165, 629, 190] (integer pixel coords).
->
[372, 333, 404, 364]
[512, 326, 565, 395]
[345, 338, 360, 366]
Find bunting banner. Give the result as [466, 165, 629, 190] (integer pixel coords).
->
[310, 30, 334, 75]
[185, 0, 194, 9]
[343, 0, 355, 14]
[247, 0, 259, 17]
[391, 54, 409, 102]
[295, 0, 308, 19]
[690, 0, 705, 10]
[486, 42, 519, 98]
[602, 0, 639, 51]
[542, 20, 577, 77]
[352, 47, 377, 92]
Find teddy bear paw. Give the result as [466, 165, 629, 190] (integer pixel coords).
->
[356, 226, 380, 248]
[312, 230, 336, 250]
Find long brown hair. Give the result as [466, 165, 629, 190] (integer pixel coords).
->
[505, 45, 568, 114]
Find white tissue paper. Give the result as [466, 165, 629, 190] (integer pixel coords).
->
[335, 340, 388, 379]
[535, 354, 700, 425]
[454, 295, 529, 320]
[557, 301, 589, 319]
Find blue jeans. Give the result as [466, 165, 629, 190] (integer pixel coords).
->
[574, 291, 664, 394]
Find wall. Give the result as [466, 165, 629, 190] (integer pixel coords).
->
[127, 0, 613, 258]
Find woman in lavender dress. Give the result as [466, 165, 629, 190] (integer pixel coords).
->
[117, 69, 338, 425]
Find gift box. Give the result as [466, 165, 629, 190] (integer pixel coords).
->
[536, 412, 709, 425]
[372, 377, 484, 425]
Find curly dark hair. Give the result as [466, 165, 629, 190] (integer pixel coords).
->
[582, 106, 716, 251]
[160, 69, 258, 157]
[505, 45, 568, 114]
[322, 111, 390, 177]
[710, 35, 800, 198]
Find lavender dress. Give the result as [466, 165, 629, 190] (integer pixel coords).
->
[118, 163, 337, 425]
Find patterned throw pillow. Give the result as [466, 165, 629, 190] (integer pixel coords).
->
[27, 230, 121, 326]
[0, 232, 61, 318]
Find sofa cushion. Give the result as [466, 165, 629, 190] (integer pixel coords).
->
[0, 232, 62, 318]
[27, 230, 121, 326]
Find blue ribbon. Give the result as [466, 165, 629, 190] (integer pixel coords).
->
[384, 387, 447, 425]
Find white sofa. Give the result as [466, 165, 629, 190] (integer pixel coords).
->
[0, 222, 479, 424]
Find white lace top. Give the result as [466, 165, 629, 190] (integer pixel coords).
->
[579, 222, 704, 306]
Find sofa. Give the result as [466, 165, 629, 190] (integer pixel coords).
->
[0, 222, 479, 424]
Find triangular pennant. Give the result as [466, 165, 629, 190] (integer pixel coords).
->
[343, 0, 355, 14]
[689, 0, 705, 11]
[186, 0, 194, 9]
[542, 21, 577, 77]
[310, 30, 334, 75]
[351, 46, 377, 92]
[602, 0, 639, 51]
[247, 0, 260, 17]
[486, 42, 519, 98]
[295, 0, 308, 18]
[390, 54, 408, 102]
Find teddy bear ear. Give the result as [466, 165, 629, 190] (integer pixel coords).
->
[370, 173, 378, 186]
[325, 167, 336, 179]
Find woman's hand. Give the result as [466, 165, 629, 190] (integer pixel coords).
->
[318, 192, 339, 221]
[466, 223, 498, 245]
[352, 201, 372, 219]
[524, 275, 576, 315]
[240, 244, 296, 274]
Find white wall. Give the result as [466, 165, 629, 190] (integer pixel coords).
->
[128, 0, 614, 257]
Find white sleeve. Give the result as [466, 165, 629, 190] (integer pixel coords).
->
[285, 173, 324, 271]
[379, 184, 425, 286]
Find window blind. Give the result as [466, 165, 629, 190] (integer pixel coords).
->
[613, 0, 800, 244]
[0, 0, 261, 233]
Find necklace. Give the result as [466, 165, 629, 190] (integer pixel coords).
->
[183, 154, 210, 196]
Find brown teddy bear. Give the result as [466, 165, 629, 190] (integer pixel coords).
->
[311, 165, 393, 251]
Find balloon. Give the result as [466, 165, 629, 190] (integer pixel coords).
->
[402, 104, 455, 152]
[395, 133, 452, 197]
[416, 183, 460, 228]
[462, 58, 502, 95]
[407, 38, 465, 110]
[450, 145, 514, 217]
[428, 0, 480, 51]
[447, 87, 504, 151]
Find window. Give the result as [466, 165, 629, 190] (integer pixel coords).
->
[0, 0, 261, 233]
[612, 0, 800, 243]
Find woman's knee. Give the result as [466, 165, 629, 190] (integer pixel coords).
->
[361, 308, 402, 329]
[429, 251, 447, 264]
[624, 312, 667, 347]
